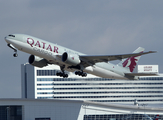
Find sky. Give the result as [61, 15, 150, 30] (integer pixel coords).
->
[0, 0, 163, 98]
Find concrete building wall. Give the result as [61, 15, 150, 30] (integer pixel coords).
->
[0, 99, 163, 120]
[0, 99, 82, 120]
[21, 64, 35, 99]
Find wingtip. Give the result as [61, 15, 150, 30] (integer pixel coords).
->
[149, 51, 157, 53]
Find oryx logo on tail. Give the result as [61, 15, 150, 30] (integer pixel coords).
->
[117, 47, 145, 73]
[122, 55, 140, 72]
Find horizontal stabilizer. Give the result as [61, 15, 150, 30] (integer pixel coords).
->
[125, 73, 158, 77]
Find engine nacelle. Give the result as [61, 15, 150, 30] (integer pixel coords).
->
[62, 52, 81, 66]
[28, 55, 48, 68]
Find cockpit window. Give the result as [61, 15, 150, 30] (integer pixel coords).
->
[8, 34, 15, 37]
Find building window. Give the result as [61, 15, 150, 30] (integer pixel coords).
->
[37, 70, 57, 76]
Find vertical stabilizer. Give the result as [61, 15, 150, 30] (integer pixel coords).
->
[117, 47, 145, 72]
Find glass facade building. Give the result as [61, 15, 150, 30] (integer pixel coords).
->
[21, 64, 163, 105]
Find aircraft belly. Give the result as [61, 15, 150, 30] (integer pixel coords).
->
[88, 66, 127, 79]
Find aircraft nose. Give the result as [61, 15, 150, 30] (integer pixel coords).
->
[5, 36, 8, 40]
[5, 34, 16, 43]
[5, 36, 9, 43]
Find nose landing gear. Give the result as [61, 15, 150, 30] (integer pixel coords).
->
[7, 44, 18, 57]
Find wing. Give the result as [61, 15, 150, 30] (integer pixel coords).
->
[80, 51, 156, 67]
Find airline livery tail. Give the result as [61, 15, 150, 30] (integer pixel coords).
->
[5, 34, 157, 80]
[118, 47, 144, 73]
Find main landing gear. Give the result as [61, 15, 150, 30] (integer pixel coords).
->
[7, 44, 18, 57]
[56, 72, 68, 78]
[56, 71, 87, 78]
[56, 66, 68, 78]
[56, 66, 87, 78]
[75, 71, 87, 77]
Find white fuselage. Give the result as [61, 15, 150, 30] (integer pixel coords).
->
[5, 34, 130, 80]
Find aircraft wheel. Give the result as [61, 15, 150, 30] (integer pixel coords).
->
[13, 53, 18, 57]
[56, 72, 63, 77]
[75, 71, 79, 75]
[84, 73, 87, 77]
[63, 74, 68, 78]
[56, 72, 60, 76]
[82, 73, 87, 77]
[65, 74, 68, 78]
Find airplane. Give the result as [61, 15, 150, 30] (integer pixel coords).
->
[5, 34, 157, 80]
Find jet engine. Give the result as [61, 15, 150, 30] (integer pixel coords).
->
[28, 55, 48, 68]
[62, 52, 81, 66]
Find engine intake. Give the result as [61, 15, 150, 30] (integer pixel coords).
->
[62, 52, 81, 66]
[28, 55, 48, 68]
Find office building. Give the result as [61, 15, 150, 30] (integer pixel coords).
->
[21, 64, 163, 105]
